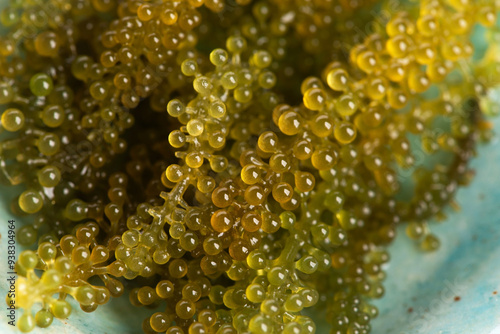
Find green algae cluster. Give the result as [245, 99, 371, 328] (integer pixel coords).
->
[1, 0, 499, 333]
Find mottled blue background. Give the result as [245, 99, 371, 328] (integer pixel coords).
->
[371, 114, 500, 334]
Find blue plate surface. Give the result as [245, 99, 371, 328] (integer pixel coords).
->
[371, 114, 500, 334]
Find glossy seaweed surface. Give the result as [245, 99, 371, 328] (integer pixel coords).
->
[2, 116, 500, 334]
[1, 0, 500, 333]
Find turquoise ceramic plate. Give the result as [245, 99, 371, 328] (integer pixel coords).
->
[371, 114, 500, 334]
[1, 3, 500, 334]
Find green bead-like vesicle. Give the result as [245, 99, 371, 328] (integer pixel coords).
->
[38, 242, 57, 261]
[18, 251, 38, 270]
[18, 190, 43, 214]
[1, 108, 24, 131]
[37, 165, 61, 188]
[17, 225, 37, 246]
[30, 73, 54, 97]
[35, 309, 53, 328]
[37, 133, 61, 156]
[41, 269, 62, 288]
[64, 199, 88, 221]
[210, 48, 229, 67]
[50, 300, 72, 319]
[54, 256, 74, 275]
[74, 285, 96, 306]
[18, 312, 35, 333]
[41, 105, 65, 128]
